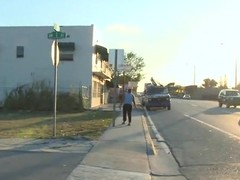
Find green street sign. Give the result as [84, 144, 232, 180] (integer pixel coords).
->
[48, 31, 66, 39]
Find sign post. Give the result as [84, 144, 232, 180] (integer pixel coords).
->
[48, 24, 69, 137]
[109, 49, 125, 127]
[53, 39, 58, 137]
[112, 49, 118, 127]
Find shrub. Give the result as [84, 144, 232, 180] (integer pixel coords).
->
[4, 80, 87, 112]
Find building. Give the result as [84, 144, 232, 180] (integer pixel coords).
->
[0, 25, 112, 108]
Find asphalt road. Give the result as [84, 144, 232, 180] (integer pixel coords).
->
[0, 150, 86, 180]
[148, 98, 240, 179]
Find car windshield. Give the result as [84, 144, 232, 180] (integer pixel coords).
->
[146, 87, 168, 95]
[226, 91, 239, 96]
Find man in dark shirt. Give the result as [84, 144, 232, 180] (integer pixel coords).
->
[120, 89, 136, 126]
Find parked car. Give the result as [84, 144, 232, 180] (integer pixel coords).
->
[218, 89, 240, 108]
[142, 86, 171, 110]
[183, 94, 191, 100]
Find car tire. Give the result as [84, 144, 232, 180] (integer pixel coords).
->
[167, 106, 171, 110]
[146, 106, 150, 111]
[226, 104, 230, 108]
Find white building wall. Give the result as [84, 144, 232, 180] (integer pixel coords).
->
[0, 25, 94, 105]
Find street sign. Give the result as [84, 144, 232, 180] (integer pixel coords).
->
[48, 31, 66, 39]
[118, 64, 133, 72]
[51, 40, 59, 66]
[108, 49, 124, 69]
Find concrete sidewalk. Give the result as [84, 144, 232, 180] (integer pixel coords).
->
[66, 103, 187, 180]
[0, 101, 187, 179]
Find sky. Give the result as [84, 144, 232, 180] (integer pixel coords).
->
[1, 0, 240, 91]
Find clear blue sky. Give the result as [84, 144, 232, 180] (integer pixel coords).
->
[2, 0, 240, 91]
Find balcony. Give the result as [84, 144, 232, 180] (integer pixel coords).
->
[92, 61, 112, 79]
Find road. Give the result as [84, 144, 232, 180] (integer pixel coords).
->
[148, 98, 240, 179]
[0, 150, 86, 180]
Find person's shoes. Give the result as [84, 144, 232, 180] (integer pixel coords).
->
[128, 123, 131, 126]
[122, 121, 125, 125]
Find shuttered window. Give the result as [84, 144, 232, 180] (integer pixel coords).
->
[16, 46, 24, 58]
[58, 42, 75, 61]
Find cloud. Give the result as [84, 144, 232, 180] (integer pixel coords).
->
[106, 24, 141, 34]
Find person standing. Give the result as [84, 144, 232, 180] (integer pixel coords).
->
[121, 88, 136, 126]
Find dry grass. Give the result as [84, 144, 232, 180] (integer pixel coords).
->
[0, 110, 119, 140]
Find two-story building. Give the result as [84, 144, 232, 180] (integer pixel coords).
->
[0, 25, 112, 108]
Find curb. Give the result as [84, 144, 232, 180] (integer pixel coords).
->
[144, 108, 172, 154]
[142, 115, 157, 155]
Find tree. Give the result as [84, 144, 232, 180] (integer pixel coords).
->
[117, 52, 145, 85]
[218, 75, 228, 88]
[202, 78, 218, 88]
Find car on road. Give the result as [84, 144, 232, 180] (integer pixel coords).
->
[183, 94, 191, 100]
[218, 89, 240, 108]
[142, 86, 171, 110]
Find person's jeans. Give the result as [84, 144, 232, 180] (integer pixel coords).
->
[123, 104, 132, 123]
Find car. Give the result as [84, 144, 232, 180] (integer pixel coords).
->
[183, 94, 191, 99]
[218, 89, 240, 108]
[142, 86, 171, 110]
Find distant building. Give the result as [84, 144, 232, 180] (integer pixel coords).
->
[0, 25, 112, 107]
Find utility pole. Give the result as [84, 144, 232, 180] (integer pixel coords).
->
[193, 65, 196, 85]
[235, 59, 237, 88]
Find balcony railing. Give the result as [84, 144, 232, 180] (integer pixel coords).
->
[92, 60, 112, 79]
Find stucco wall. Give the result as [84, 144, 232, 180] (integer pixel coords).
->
[0, 25, 94, 104]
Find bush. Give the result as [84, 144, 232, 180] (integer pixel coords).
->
[57, 92, 79, 112]
[4, 80, 87, 112]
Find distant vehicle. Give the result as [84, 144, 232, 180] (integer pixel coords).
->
[218, 89, 240, 108]
[142, 85, 171, 111]
[183, 94, 191, 100]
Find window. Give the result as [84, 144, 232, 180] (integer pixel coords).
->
[60, 52, 74, 61]
[58, 42, 75, 61]
[16, 46, 24, 58]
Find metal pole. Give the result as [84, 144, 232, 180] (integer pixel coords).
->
[112, 49, 118, 127]
[123, 71, 125, 92]
[53, 40, 58, 137]
[235, 59, 237, 88]
[193, 65, 196, 86]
